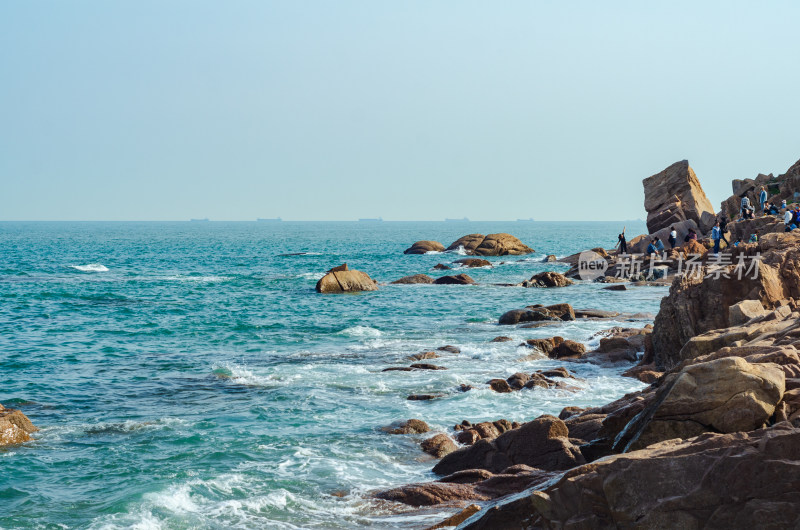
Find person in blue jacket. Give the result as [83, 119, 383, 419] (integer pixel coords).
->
[759, 186, 768, 213]
[711, 222, 722, 254]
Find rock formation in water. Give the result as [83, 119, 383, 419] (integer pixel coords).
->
[643, 160, 716, 234]
[315, 264, 378, 293]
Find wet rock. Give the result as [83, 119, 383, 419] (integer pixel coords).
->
[446, 234, 486, 253]
[407, 394, 444, 401]
[0, 405, 37, 447]
[521, 337, 564, 355]
[375, 482, 485, 506]
[425, 504, 482, 529]
[602, 284, 627, 291]
[432, 415, 584, 475]
[404, 240, 445, 254]
[462, 424, 800, 529]
[490, 336, 513, 343]
[409, 351, 439, 361]
[457, 429, 481, 445]
[391, 274, 434, 285]
[499, 304, 574, 325]
[421, 433, 458, 458]
[537, 367, 577, 379]
[316, 265, 378, 293]
[437, 345, 461, 354]
[410, 363, 447, 371]
[488, 379, 512, 393]
[433, 274, 475, 285]
[438, 469, 495, 484]
[574, 308, 621, 319]
[381, 419, 431, 434]
[558, 406, 586, 420]
[550, 340, 586, 359]
[543, 254, 557, 262]
[506, 372, 531, 390]
[472, 233, 535, 256]
[454, 258, 491, 268]
[433, 263, 451, 270]
[522, 271, 573, 288]
[382, 367, 414, 372]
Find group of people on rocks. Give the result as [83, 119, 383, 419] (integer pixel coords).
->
[614, 184, 797, 258]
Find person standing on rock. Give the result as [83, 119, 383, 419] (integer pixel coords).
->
[668, 226, 677, 249]
[740, 195, 754, 220]
[616, 228, 628, 255]
[711, 222, 722, 254]
[719, 215, 730, 247]
[759, 186, 768, 213]
[784, 207, 795, 231]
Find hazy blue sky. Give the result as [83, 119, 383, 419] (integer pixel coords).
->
[2, 1, 799, 221]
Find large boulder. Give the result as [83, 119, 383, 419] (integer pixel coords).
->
[315, 264, 378, 293]
[404, 240, 445, 254]
[461, 424, 800, 529]
[499, 304, 575, 325]
[432, 415, 584, 475]
[643, 160, 716, 234]
[0, 404, 37, 447]
[447, 233, 534, 256]
[473, 233, 534, 256]
[616, 357, 785, 452]
[446, 234, 486, 253]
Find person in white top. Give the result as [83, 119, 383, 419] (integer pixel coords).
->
[668, 226, 677, 249]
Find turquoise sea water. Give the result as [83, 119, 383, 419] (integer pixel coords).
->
[1, 221, 660, 529]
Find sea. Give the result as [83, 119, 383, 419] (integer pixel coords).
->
[0, 220, 663, 529]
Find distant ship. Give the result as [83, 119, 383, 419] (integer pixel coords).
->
[257, 217, 282, 222]
[358, 217, 383, 222]
[516, 218, 535, 222]
[190, 218, 209, 222]
[445, 217, 470, 222]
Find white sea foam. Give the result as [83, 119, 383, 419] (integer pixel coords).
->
[297, 271, 325, 280]
[336, 325, 383, 338]
[211, 362, 291, 388]
[161, 275, 231, 283]
[71, 263, 109, 272]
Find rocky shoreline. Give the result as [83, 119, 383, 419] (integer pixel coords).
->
[370, 157, 800, 528]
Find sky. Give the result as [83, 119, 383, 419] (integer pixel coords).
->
[2, 1, 799, 221]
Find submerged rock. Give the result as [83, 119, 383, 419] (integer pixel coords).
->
[391, 274, 434, 284]
[454, 258, 491, 268]
[433, 274, 475, 285]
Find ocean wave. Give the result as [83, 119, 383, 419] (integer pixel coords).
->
[70, 263, 109, 272]
[211, 363, 288, 388]
[161, 275, 232, 283]
[335, 326, 383, 338]
[297, 272, 325, 280]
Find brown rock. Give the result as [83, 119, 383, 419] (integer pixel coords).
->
[0, 406, 37, 447]
[437, 345, 461, 354]
[447, 234, 486, 253]
[523, 271, 573, 288]
[550, 340, 586, 359]
[316, 266, 378, 293]
[643, 160, 716, 234]
[407, 394, 444, 401]
[391, 274, 435, 284]
[421, 433, 458, 458]
[454, 258, 491, 268]
[433, 263, 451, 270]
[488, 379, 512, 393]
[617, 357, 785, 452]
[409, 351, 439, 361]
[433, 274, 475, 285]
[456, 429, 481, 445]
[506, 372, 530, 390]
[382, 419, 431, 434]
[472, 233, 535, 256]
[490, 336, 513, 343]
[404, 240, 445, 254]
[543, 254, 557, 262]
[558, 406, 586, 420]
[462, 424, 800, 529]
[375, 482, 485, 506]
[410, 363, 447, 371]
[432, 415, 584, 475]
[425, 504, 482, 530]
